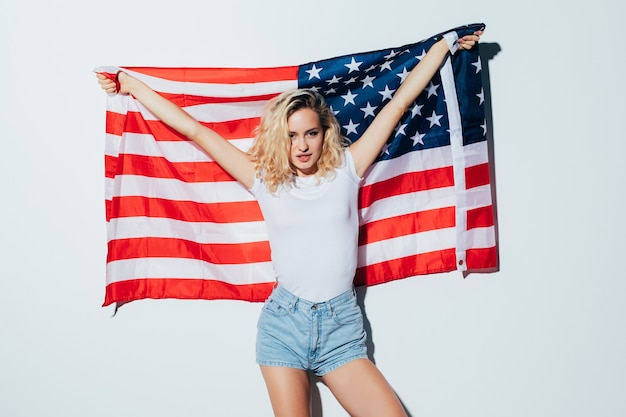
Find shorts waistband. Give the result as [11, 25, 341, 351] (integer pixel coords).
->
[270, 285, 356, 314]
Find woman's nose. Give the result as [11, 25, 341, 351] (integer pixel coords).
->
[296, 139, 309, 151]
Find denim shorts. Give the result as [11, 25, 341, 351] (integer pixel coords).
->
[256, 285, 368, 376]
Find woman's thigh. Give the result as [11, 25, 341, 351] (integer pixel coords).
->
[260, 365, 311, 417]
[321, 358, 408, 417]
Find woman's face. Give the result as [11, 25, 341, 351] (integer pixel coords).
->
[287, 108, 324, 177]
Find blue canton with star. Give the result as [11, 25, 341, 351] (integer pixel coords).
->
[297, 23, 486, 162]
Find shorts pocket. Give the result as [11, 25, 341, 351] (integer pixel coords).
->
[331, 299, 363, 325]
[261, 297, 291, 317]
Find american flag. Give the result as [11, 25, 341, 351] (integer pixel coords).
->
[98, 23, 495, 307]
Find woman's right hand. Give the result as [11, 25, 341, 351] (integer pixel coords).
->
[96, 71, 131, 94]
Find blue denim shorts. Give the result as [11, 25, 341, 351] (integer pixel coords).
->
[256, 285, 368, 376]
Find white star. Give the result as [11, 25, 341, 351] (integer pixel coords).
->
[411, 131, 426, 146]
[344, 76, 358, 85]
[326, 87, 337, 94]
[365, 64, 377, 73]
[410, 103, 423, 117]
[360, 102, 377, 118]
[425, 81, 440, 97]
[326, 75, 342, 85]
[481, 119, 488, 135]
[415, 50, 426, 61]
[380, 60, 393, 72]
[378, 85, 396, 101]
[384, 50, 399, 59]
[345, 57, 363, 73]
[394, 122, 408, 137]
[472, 57, 482, 74]
[397, 67, 410, 83]
[343, 119, 360, 135]
[341, 89, 358, 106]
[361, 74, 376, 88]
[329, 105, 340, 116]
[477, 88, 485, 105]
[381, 142, 391, 155]
[305, 64, 322, 80]
[309, 86, 321, 93]
[426, 110, 443, 127]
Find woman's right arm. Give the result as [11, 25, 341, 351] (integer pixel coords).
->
[97, 72, 256, 188]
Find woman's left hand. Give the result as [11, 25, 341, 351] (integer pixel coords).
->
[459, 30, 483, 50]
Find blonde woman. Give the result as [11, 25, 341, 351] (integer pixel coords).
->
[97, 30, 482, 417]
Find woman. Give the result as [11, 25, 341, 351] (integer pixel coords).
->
[97, 29, 482, 417]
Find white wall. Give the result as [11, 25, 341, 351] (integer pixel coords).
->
[1, 1, 624, 416]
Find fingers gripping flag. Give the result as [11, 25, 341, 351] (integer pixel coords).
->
[97, 23, 496, 307]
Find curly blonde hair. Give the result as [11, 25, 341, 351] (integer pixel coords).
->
[249, 89, 349, 192]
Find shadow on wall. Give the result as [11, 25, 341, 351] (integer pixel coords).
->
[308, 41, 503, 417]
[474, 42, 502, 278]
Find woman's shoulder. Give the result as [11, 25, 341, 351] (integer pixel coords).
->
[250, 171, 267, 196]
[341, 148, 362, 182]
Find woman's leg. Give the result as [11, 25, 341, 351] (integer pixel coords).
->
[260, 365, 311, 417]
[321, 358, 408, 417]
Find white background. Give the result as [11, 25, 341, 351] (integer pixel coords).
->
[1, 1, 625, 416]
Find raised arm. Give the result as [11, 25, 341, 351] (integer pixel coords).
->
[96, 72, 256, 188]
[349, 31, 482, 178]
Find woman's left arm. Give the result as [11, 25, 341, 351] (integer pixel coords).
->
[349, 31, 482, 177]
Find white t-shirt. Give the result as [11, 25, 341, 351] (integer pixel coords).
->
[251, 149, 362, 302]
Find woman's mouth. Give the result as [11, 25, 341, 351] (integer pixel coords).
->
[296, 154, 311, 163]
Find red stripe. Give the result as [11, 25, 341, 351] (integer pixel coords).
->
[466, 246, 498, 270]
[105, 107, 126, 136]
[360, 166, 454, 209]
[466, 205, 494, 229]
[109, 196, 263, 223]
[103, 279, 274, 306]
[115, 153, 236, 182]
[107, 237, 271, 264]
[106, 111, 260, 140]
[105, 154, 117, 179]
[465, 163, 490, 189]
[355, 248, 457, 286]
[358, 207, 455, 245]
[123, 66, 299, 84]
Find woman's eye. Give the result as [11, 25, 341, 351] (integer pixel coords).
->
[308, 131, 318, 137]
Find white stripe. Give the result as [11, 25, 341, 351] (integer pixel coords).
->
[104, 93, 130, 115]
[185, 100, 268, 123]
[111, 175, 255, 203]
[359, 186, 456, 223]
[104, 177, 114, 202]
[133, 99, 269, 123]
[362, 142, 487, 186]
[363, 146, 452, 186]
[440, 57, 468, 272]
[357, 228, 456, 267]
[107, 217, 268, 244]
[106, 258, 275, 285]
[105, 133, 254, 161]
[360, 185, 492, 225]
[104, 133, 121, 158]
[465, 185, 493, 209]
[463, 141, 490, 168]
[466, 226, 496, 249]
